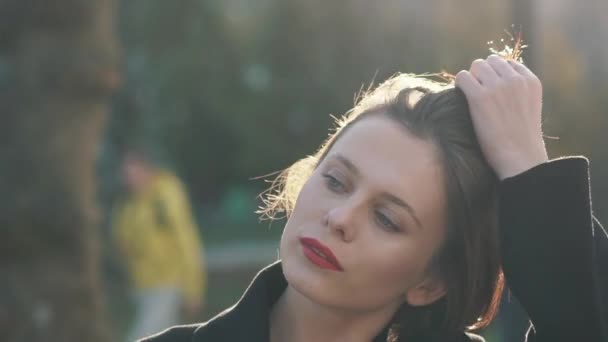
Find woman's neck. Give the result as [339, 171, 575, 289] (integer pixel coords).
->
[269, 285, 400, 342]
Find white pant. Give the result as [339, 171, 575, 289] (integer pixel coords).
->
[126, 287, 182, 342]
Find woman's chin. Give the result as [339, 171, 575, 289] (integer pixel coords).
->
[282, 253, 344, 308]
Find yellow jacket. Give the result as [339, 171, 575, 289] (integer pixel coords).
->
[112, 170, 205, 304]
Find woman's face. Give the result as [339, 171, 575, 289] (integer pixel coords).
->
[280, 115, 448, 314]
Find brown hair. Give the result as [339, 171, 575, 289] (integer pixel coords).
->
[260, 74, 504, 339]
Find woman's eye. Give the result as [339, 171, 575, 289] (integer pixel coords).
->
[375, 211, 400, 232]
[323, 173, 345, 192]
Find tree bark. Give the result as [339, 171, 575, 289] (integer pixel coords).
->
[0, 1, 121, 341]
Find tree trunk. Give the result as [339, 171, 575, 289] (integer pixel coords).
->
[0, 1, 121, 341]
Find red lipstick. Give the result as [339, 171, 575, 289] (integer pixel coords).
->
[299, 237, 343, 272]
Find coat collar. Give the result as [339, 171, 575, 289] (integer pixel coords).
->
[192, 261, 478, 342]
[192, 261, 389, 341]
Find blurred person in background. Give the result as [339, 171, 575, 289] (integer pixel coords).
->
[112, 148, 206, 341]
[141, 55, 607, 342]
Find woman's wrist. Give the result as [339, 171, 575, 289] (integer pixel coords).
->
[495, 148, 549, 180]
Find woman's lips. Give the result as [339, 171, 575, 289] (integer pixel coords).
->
[299, 237, 344, 271]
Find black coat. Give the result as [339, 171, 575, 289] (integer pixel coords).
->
[142, 158, 608, 342]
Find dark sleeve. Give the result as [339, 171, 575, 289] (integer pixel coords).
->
[137, 324, 198, 342]
[498, 157, 608, 342]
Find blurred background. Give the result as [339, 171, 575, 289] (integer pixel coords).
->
[1, 0, 607, 341]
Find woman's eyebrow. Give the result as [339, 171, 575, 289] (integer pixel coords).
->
[380, 193, 423, 230]
[333, 154, 359, 176]
[332, 153, 423, 230]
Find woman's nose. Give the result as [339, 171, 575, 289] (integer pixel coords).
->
[324, 203, 359, 242]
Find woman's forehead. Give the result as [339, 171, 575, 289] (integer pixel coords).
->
[324, 117, 445, 204]
[326, 116, 442, 179]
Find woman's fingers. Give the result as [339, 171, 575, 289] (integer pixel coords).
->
[455, 55, 548, 180]
[455, 70, 482, 96]
[508, 60, 543, 95]
[470, 59, 500, 86]
[508, 59, 535, 77]
[487, 54, 519, 78]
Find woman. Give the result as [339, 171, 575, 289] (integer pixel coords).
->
[142, 55, 608, 341]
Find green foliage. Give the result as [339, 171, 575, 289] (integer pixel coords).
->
[104, 0, 608, 221]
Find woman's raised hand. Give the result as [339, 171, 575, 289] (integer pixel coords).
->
[455, 55, 549, 180]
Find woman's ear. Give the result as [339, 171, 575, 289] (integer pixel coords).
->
[404, 275, 446, 307]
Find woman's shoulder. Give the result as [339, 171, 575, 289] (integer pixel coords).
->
[138, 324, 201, 342]
[465, 332, 485, 342]
[139, 262, 284, 341]
[140, 325, 487, 342]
